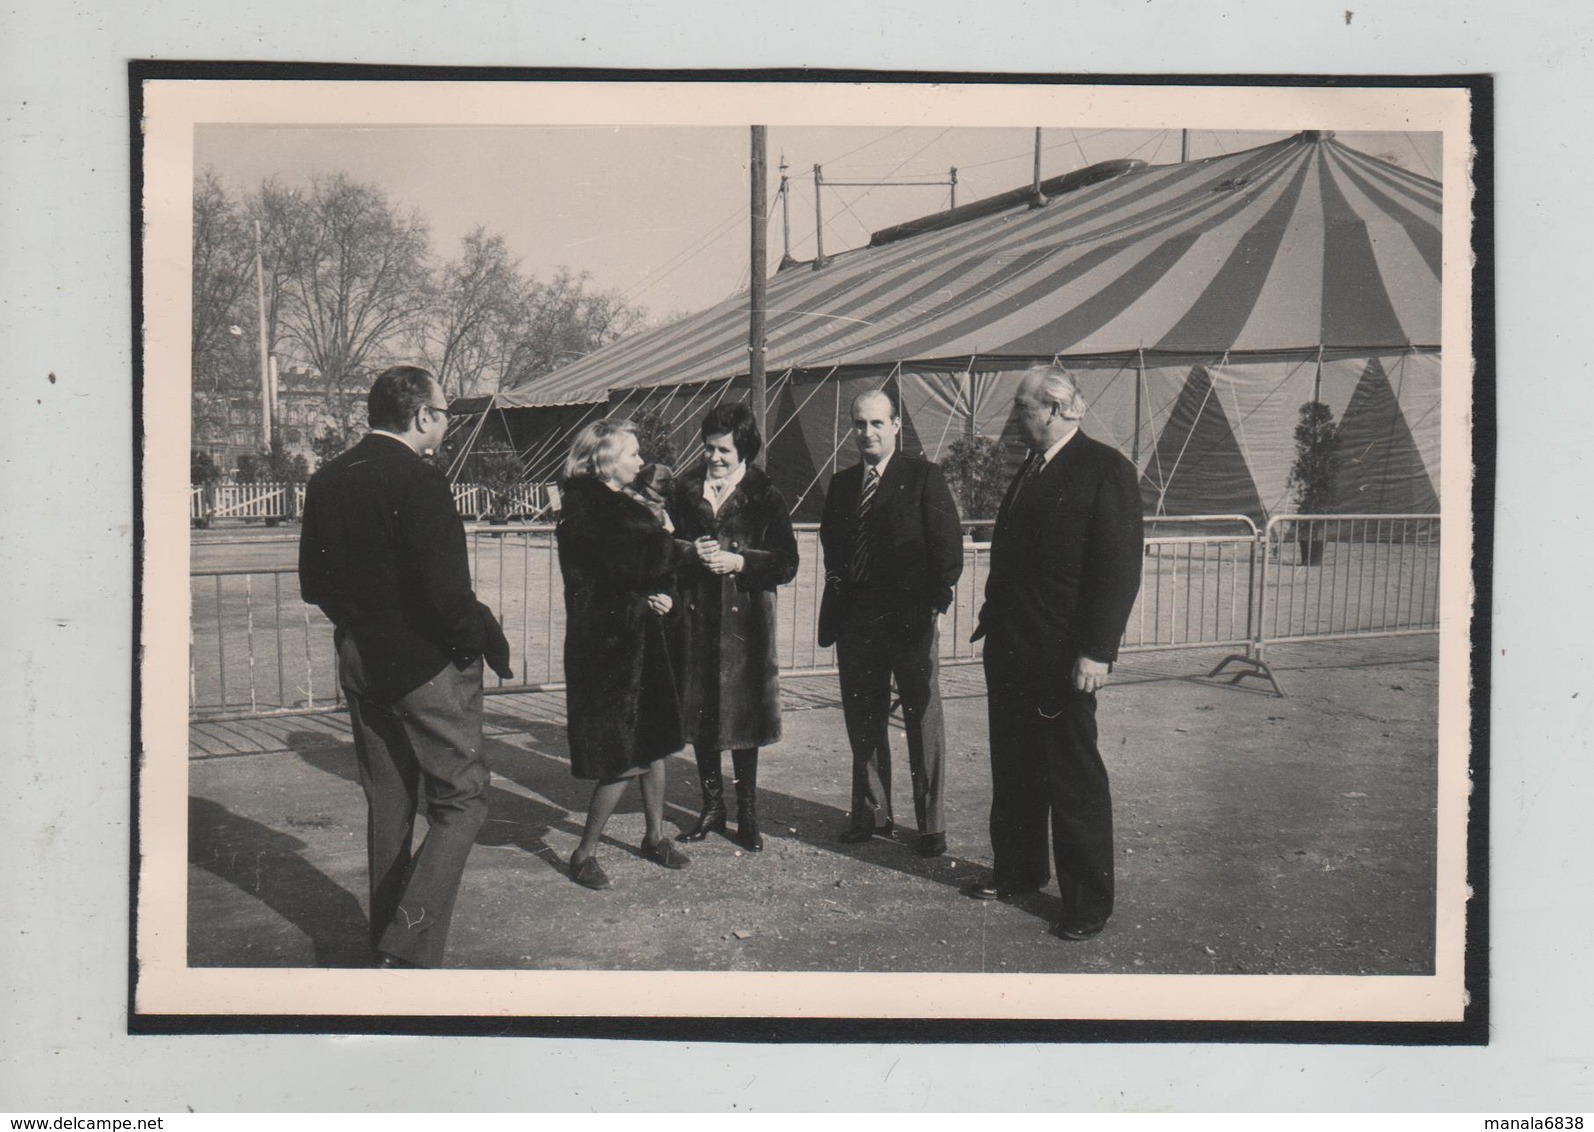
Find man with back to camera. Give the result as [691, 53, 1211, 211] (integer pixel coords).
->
[299, 365, 513, 968]
[819, 388, 964, 857]
[968, 364, 1143, 940]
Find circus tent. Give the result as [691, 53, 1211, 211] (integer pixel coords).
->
[454, 131, 1441, 523]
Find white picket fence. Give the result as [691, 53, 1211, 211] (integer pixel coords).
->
[190, 481, 558, 524]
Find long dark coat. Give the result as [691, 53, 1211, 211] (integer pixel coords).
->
[556, 474, 690, 780]
[667, 464, 800, 750]
[299, 433, 509, 704]
[973, 429, 1145, 684]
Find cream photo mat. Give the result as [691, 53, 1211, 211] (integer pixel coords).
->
[137, 76, 1477, 1022]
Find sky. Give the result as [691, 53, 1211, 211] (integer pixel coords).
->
[195, 125, 1442, 324]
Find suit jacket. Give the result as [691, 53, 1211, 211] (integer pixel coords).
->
[299, 433, 508, 704]
[973, 429, 1143, 680]
[817, 451, 964, 647]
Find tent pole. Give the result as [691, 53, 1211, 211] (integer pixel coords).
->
[750, 126, 769, 463]
[1132, 348, 1145, 466]
[1030, 128, 1047, 209]
[812, 163, 827, 269]
[965, 356, 978, 443]
[832, 380, 840, 475]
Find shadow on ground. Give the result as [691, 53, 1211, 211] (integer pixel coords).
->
[186, 640, 1439, 975]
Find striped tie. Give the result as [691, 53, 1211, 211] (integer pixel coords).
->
[852, 466, 879, 583]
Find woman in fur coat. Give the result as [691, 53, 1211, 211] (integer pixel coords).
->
[668, 403, 800, 852]
[557, 419, 693, 889]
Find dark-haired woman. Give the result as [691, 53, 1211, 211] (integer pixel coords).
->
[668, 403, 799, 852]
[557, 418, 692, 889]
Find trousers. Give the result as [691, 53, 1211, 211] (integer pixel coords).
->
[835, 609, 946, 834]
[340, 636, 489, 967]
[982, 639, 1114, 928]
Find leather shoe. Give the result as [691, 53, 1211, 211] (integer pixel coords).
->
[642, 836, 691, 869]
[373, 951, 422, 969]
[1053, 920, 1108, 941]
[965, 874, 1044, 901]
[838, 820, 892, 844]
[569, 854, 612, 890]
[916, 832, 947, 858]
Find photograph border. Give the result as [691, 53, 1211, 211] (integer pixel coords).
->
[130, 61, 1492, 1044]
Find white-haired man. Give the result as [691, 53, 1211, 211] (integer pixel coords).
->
[968, 365, 1143, 940]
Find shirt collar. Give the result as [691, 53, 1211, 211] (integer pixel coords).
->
[1037, 427, 1079, 466]
[368, 429, 422, 454]
[863, 450, 894, 480]
[703, 462, 746, 510]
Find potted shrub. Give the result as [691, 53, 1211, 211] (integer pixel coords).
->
[1286, 400, 1342, 566]
[941, 434, 1008, 541]
[630, 409, 677, 470]
[190, 450, 221, 529]
[473, 440, 526, 526]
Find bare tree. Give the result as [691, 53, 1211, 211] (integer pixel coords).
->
[418, 227, 524, 399]
[267, 173, 433, 398]
[499, 267, 646, 389]
[191, 170, 256, 391]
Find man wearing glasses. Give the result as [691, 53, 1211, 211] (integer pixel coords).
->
[300, 365, 513, 968]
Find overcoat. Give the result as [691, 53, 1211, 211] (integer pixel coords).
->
[667, 463, 800, 750]
[299, 433, 509, 704]
[973, 429, 1145, 687]
[556, 474, 690, 780]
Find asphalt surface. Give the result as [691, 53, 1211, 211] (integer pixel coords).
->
[187, 636, 1440, 974]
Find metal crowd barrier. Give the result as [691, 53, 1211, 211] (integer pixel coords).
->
[187, 512, 1441, 719]
[189, 566, 343, 719]
[1206, 513, 1442, 696]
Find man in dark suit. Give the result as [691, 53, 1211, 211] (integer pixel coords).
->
[299, 365, 512, 968]
[968, 364, 1143, 940]
[819, 389, 964, 857]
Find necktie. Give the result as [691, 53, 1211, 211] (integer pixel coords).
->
[852, 466, 879, 583]
[1013, 452, 1046, 502]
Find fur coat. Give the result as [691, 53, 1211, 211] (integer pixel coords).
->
[557, 474, 690, 779]
[667, 463, 800, 751]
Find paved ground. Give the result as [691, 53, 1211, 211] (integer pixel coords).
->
[187, 637, 1438, 975]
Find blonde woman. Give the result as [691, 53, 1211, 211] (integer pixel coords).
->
[556, 419, 692, 889]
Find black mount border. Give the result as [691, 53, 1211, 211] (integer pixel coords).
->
[129, 61, 1494, 1046]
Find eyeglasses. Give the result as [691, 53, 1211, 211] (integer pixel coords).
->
[421, 404, 452, 419]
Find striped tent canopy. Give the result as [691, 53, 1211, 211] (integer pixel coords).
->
[462, 131, 1441, 523]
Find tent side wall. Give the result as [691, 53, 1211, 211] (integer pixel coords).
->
[466, 348, 1439, 524]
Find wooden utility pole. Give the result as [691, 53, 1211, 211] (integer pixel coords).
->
[750, 127, 769, 460]
[779, 154, 792, 265]
[253, 219, 272, 449]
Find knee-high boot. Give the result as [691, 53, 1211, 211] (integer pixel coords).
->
[731, 748, 764, 852]
[678, 747, 726, 843]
